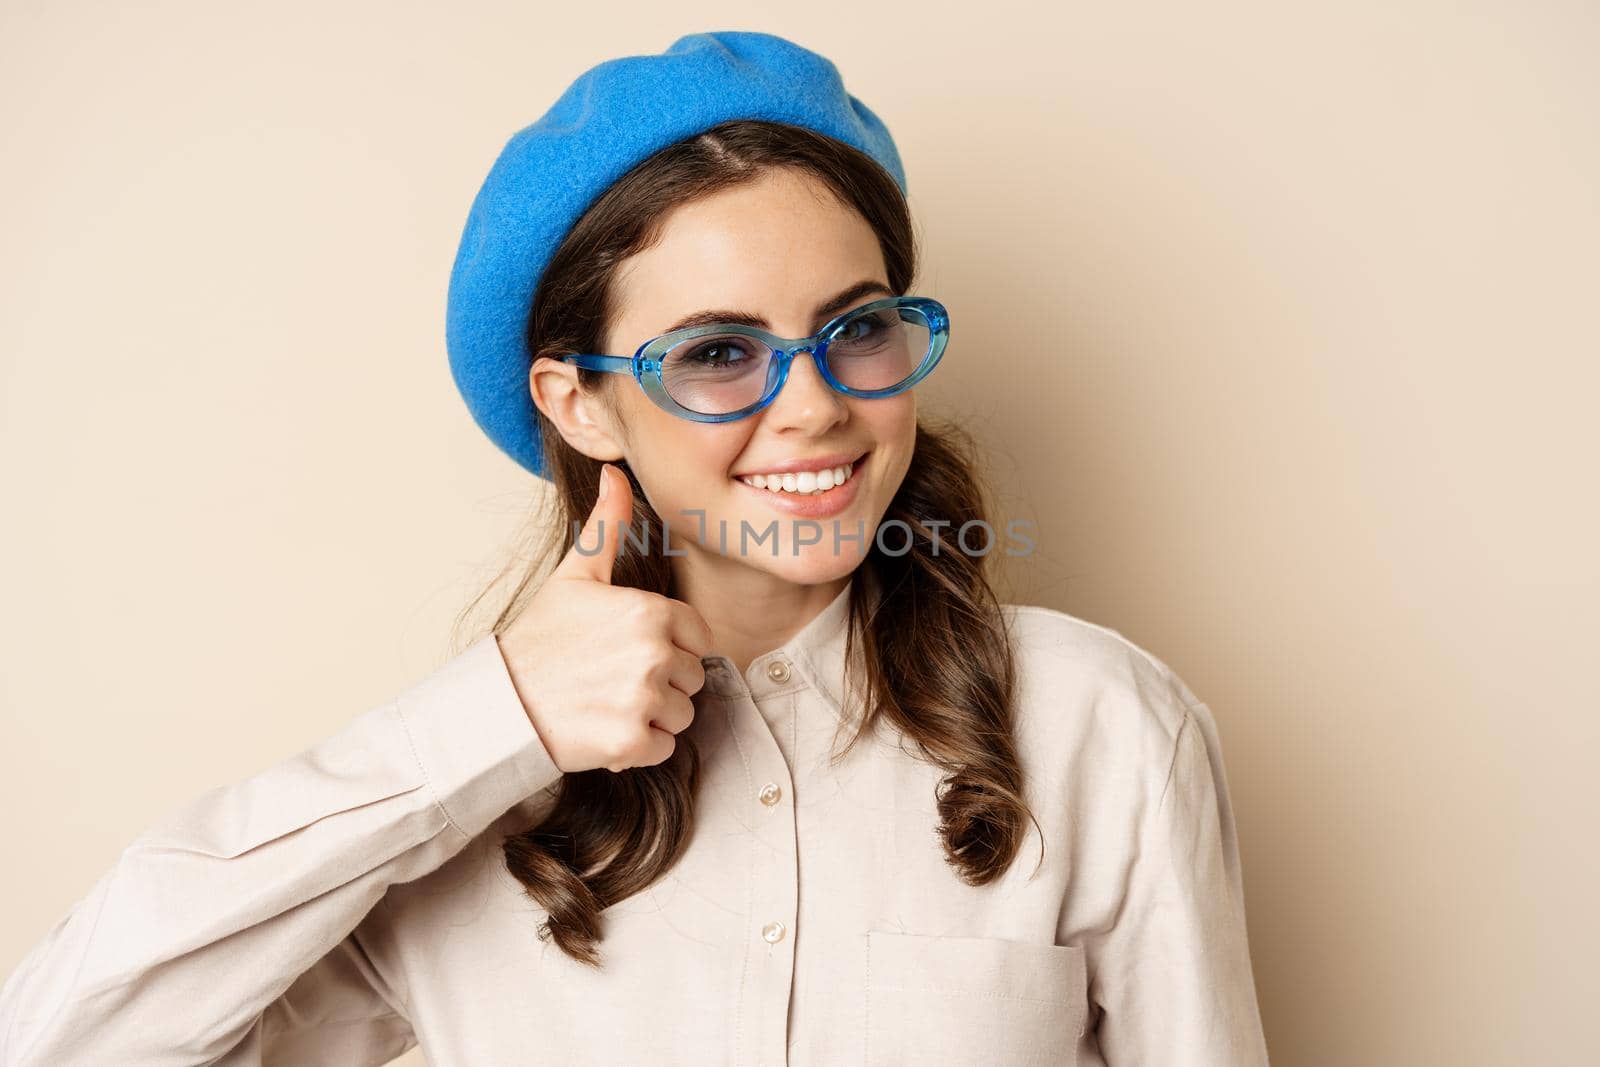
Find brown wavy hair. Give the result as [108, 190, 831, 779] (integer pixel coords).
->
[454, 119, 1040, 967]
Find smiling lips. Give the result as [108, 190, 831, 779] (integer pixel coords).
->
[736, 461, 857, 495]
[729, 452, 868, 520]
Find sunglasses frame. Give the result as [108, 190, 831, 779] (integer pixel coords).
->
[558, 295, 949, 423]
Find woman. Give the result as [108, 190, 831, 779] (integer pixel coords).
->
[0, 31, 1269, 1066]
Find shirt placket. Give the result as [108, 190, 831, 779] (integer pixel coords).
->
[704, 651, 806, 1067]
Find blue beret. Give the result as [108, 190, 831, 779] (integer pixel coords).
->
[444, 30, 909, 478]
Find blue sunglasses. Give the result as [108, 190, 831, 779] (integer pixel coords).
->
[560, 295, 949, 423]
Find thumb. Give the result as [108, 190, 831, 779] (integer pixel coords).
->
[552, 462, 633, 584]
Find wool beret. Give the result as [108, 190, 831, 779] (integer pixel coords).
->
[444, 30, 909, 478]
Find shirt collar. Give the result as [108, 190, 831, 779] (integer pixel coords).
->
[699, 574, 878, 723]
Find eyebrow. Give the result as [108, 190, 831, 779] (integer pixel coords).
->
[657, 279, 895, 336]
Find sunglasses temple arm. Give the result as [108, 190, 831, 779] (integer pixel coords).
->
[562, 354, 635, 375]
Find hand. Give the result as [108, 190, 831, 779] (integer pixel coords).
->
[496, 463, 714, 774]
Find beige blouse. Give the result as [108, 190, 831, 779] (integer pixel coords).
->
[0, 583, 1270, 1065]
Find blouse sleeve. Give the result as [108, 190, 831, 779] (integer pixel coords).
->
[1090, 702, 1272, 1066]
[0, 634, 565, 1066]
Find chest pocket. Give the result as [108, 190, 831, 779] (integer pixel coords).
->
[864, 930, 1087, 1066]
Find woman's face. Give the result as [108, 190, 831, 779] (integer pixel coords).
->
[588, 167, 916, 589]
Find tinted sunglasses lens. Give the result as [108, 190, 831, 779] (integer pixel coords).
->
[660, 334, 774, 415]
[825, 305, 934, 392]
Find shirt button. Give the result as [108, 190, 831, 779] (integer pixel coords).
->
[761, 920, 787, 944]
[758, 783, 782, 806]
[765, 659, 792, 684]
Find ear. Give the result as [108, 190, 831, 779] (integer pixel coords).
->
[528, 358, 626, 463]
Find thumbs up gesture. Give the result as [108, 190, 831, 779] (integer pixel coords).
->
[496, 463, 715, 774]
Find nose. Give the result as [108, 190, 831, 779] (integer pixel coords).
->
[766, 346, 848, 432]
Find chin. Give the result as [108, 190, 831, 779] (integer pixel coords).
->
[738, 547, 866, 587]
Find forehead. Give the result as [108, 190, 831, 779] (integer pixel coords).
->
[608, 169, 888, 343]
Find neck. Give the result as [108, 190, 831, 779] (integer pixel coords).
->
[670, 557, 850, 676]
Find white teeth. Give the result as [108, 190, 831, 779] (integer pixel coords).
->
[737, 462, 856, 495]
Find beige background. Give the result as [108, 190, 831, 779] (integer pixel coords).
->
[3, 2, 1596, 1064]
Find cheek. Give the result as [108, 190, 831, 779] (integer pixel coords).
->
[624, 414, 751, 511]
[878, 400, 919, 490]
[862, 396, 918, 456]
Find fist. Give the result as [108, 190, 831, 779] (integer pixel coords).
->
[496, 463, 715, 774]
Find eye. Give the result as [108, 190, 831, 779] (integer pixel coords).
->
[830, 309, 897, 351]
[673, 339, 759, 369]
[852, 309, 899, 335]
[694, 347, 748, 371]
